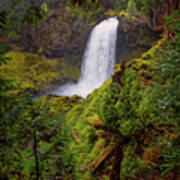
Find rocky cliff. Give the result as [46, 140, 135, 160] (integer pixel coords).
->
[20, 6, 161, 66]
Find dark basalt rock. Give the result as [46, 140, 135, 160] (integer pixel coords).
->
[116, 15, 160, 62]
[21, 7, 91, 65]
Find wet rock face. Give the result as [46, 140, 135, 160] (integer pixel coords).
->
[116, 16, 160, 62]
[21, 7, 91, 64]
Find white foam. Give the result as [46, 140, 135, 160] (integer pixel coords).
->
[52, 17, 119, 98]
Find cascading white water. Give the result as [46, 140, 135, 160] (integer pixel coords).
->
[52, 17, 119, 98]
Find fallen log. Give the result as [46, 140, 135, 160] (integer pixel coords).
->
[91, 142, 118, 173]
[79, 142, 118, 173]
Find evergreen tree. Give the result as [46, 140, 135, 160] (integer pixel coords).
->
[127, 0, 138, 16]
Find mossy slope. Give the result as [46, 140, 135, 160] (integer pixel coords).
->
[0, 49, 80, 95]
[1, 36, 179, 179]
[60, 37, 180, 179]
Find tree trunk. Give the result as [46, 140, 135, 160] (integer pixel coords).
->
[167, 0, 180, 38]
[34, 130, 40, 180]
[168, 0, 180, 15]
[109, 144, 123, 180]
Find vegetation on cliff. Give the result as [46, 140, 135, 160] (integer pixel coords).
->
[58, 11, 180, 179]
[0, 49, 80, 95]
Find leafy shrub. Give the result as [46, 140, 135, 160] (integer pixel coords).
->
[66, 2, 104, 25]
[160, 146, 180, 175]
[0, 0, 49, 41]
[127, 0, 138, 17]
[141, 10, 180, 126]
[139, 11, 180, 176]
[98, 83, 118, 131]
[98, 68, 144, 136]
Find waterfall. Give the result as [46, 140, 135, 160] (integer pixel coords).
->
[52, 17, 119, 98]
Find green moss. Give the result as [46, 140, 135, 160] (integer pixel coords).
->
[121, 47, 148, 61]
[58, 39, 165, 179]
[34, 95, 82, 116]
[105, 10, 116, 17]
[58, 79, 113, 179]
[15, 40, 160, 180]
[98, 68, 145, 136]
[141, 39, 164, 60]
[65, 4, 104, 26]
[0, 50, 80, 95]
[2, 11, 179, 179]
[4, 36, 177, 179]
[121, 144, 150, 179]
[5, 36, 172, 180]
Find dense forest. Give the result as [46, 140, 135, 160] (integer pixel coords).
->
[0, 0, 180, 179]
